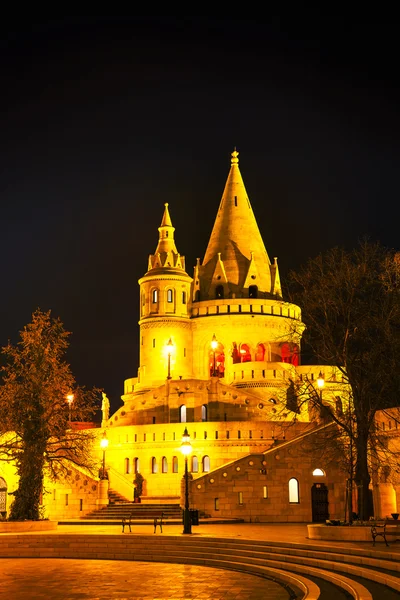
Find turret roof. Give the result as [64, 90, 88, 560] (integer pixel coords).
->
[201, 150, 279, 297]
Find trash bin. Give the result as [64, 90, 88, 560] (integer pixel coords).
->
[190, 509, 199, 526]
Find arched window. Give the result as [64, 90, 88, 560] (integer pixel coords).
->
[151, 457, 158, 474]
[191, 456, 198, 472]
[133, 457, 140, 474]
[167, 289, 173, 303]
[288, 478, 300, 503]
[179, 405, 187, 423]
[312, 468, 325, 476]
[249, 285, 258, 298]
[202, 456, 210, 472]
[162, 457, 168, 473]
[255, 343, 265, 361]
[152, 289, 159, 303]
[124, 458, 130, 474]
[201, 405, 207, 422]
[281, 343, 300, 365]
[240, 344, 251, 362]
[172, 456, 178, 473]
[215, 285, 224, 299]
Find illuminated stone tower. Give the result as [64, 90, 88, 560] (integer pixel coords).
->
[138, 203, 193, 388]
[191, 149, 303, 386]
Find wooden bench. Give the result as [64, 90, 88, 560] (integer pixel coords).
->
[371, 522, 389, 546]
[122, 513, 134, 533]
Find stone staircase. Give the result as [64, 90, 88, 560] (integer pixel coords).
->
[83, 501, 183, 521]
[3, 532, 400, 597]
[108, 488, 131, 505]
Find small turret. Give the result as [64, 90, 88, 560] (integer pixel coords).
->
[146, 203, 186, 273]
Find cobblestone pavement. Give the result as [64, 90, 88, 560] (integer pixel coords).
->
[0, 558, 290, 600]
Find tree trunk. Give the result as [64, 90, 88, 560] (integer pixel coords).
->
[354, 432, 370, 521]
[9, 443, 45, 521]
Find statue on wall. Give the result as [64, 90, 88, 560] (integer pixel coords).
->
[101, 392, 110, 423]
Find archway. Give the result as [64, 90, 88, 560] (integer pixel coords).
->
[255, 343, 265, 361]
[209, 342, 225, 378]
[240, 344, 251, 362]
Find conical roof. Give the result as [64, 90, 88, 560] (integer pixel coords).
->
[200, 150, 275, 297]
[145, 203, 186, 274]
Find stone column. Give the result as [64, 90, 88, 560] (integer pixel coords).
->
[374, 482, 396, 518]
[96, 479, 109, 506]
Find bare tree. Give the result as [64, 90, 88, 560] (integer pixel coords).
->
[286, 241, 400, 519]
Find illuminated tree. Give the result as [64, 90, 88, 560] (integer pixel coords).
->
[287, 241, 400, 519]
[0, 309, 99, 521]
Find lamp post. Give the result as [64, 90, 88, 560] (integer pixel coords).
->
[100, 431, 109, 480]
[316, 371, 325, 401]
[66, 393, 74, 422]
[180, 427, 192, 534]
[211, 334, 218, 377]
[166, 337, 174, 380]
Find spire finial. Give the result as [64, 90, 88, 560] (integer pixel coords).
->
[231, 148, 239, 165]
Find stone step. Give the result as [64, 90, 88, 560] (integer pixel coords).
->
[83, 502, 183, 520]
[5, 533, 399, 598]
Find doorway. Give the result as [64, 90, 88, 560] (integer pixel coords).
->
[311, 482, 329, 522]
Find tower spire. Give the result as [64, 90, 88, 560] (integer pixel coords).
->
[200, 149, 278, 298]
[146, 203, 186, 273]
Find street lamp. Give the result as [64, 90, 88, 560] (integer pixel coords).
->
[166, 338, 174, 380]
[180, 427, 192, 534]
[316, 371, 325, 401]
[100, 431, 109, 480]
[211, 334, 218, 377]
[66, 393, 74, 422]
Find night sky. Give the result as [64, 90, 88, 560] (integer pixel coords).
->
[1, 17, 399, 414]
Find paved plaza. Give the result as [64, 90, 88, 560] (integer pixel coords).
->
[1, 558, 288, 600]
[1, 522, 400, 599]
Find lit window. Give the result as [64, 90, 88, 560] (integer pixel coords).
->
[289, 478, 299, 503]
[192, 456, 198, 473]
[201, 405, 207, 421]
[263, 486, 268, 499]
[152, 289, 158, 303]
[167, 289, 173, 303]
[172, 456, 178, 473]
[238, 492, 243, 505]
[179, 405, 187, 423]
[151, 457, 158, 474]
[202, 455, 210, 472]
[162, 457, 168, 473]
[312, 468, 325, 476]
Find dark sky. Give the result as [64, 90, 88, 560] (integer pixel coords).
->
[1, 16, 399, 414]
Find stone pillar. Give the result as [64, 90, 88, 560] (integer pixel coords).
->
[96, 479, 109, 506]
[374, 482, 396, 518]
[394, 485, 400, 514]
